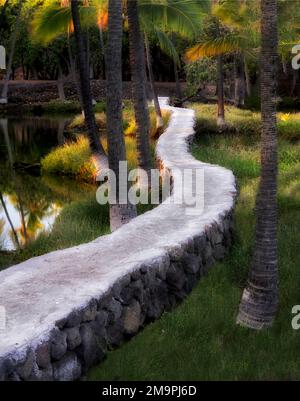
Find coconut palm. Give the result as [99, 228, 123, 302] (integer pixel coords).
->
[236, 0, 279, 329]
[186, 0, 260, 112]
[106, 0, 137, 231]
[186, 13, 228, 126]
[31, 0, 106, 105]
[127, 0, 152, 176]
[70, 0, 108, 173]
[139, 0, 206, 128]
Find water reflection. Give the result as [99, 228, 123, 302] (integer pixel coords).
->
[0, 116, 95, 251]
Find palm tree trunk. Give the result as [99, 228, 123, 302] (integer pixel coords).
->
[290, 69, 298, 96]
[144, 34, 163, 130]
[98, 23, 106, 79]
[234, 53, 246, 108]
[244, 57, 251, 97]
[237, 0, 279, 330]
[71, 0, 108, 173]
[127, 0, 152, 176]
[174, 62, 182, 100]
[217, 55, 226, 128]
[0, 0, 22, 103]
[106, 0, 137, 231]
[67, 33, 84, 111]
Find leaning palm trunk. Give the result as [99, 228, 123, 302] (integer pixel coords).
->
[144, 34, 164, 130]
[127, 0, 152, 176]
[106, 0, 137, 231]
[217, 55, 226, 128]
[71, 0, 107, 173]
[0, 0, 22, 103]
[237, 0, 279, 330]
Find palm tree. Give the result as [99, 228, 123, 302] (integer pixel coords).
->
[186, 0, 260, 115]
[0, 0, 22, 104]
[127, 0, 152, 176]
[186, 1, 228, 128]
[31, 0, 100, 107]
[236, 0, 279, 329]
[71, 0, 108, 173]
[106, 0, 137, 231]
[139, 0, 204, 128]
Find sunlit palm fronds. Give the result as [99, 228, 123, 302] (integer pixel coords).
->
[139, 0, 206, 39]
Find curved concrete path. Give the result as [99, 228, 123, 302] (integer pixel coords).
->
[0, 98, 236, 380]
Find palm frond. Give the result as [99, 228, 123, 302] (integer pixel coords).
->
[186, 32, 256, 61]
[31, 2, 99, 44]
[154, 28, 180, 66]
[139, 0, 206, 39]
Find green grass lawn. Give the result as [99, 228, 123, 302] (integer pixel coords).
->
[88, 104, 300, 381]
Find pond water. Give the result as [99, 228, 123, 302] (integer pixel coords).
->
[0, 116, 96, 251]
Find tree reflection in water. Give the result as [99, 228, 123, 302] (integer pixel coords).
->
[0, 116, 95, 250]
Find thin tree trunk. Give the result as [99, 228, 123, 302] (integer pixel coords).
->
[237, 0, 279, 330]
[217, 55, 226, 127]
[244, 57, 251, 96]
[174, 62, 182, 99]
[290, 69, 298, 96]
[282, 59, 287, 75]
[98, 24, 106, 79]
[71, 0, 108, 173]
[85, 28, 96, 104]
[234, 53, 246, 107]
[106, 0, 137, 231]
[0, 0, 22, 103]
[144, 34, 163, 130]
[67, 33, 83, 110]
[127, 0, 152, 176]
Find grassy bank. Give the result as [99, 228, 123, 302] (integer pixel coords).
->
[88, 105, 300, 380]
[191, 103, 300, 142]
[42, 105, 170, 181]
